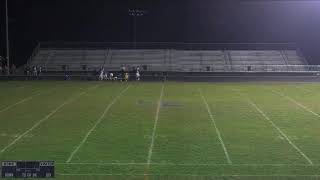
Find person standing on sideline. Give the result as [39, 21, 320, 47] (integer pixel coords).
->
[38, 66, 42, 76]
[33, 66, 37, 77]
[104, 71, 108, 80]
[121, 65, 126, 80]
[109, 72, 114, 81]
[26, 65, 31, 77]
[136, 67, 140, 81]
[99, 67, 104, 81]
[124, 72, 129, 82]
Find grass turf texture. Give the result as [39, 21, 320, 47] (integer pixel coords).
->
[1, 81, 320, 180]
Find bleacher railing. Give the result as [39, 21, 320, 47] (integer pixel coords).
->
[148, 65, 320, 72]
[42, 64, 320, 73]
[39, 42, 298, 50]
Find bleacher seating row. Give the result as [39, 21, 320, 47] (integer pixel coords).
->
[29, 49, 308, 72]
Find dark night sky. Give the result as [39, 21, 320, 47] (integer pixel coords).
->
[1, 0, 320, 66]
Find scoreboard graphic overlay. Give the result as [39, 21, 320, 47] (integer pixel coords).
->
[1, 161, 54, 178]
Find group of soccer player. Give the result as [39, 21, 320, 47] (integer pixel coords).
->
[98, 66, 140, 82]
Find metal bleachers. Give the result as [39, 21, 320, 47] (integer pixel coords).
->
[107, 49, 166, 71]
[29, 47, 309, 72]
[283, 50, 306, 65]
[230, 50, 286, 65]
[171, 50, 227, 71]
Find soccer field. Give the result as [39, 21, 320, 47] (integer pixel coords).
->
[1, 81, 320, 180]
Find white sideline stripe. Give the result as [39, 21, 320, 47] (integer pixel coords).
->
[199, 88, 232, 164]
[295, 86, 312, 93]
[0, 85, 100, 154]
[147, 84, 164, 165]
[270, 88, 320, 118]
[233, 89, 313, 165]
[57, 162, 320, 166]
[0, 87, 60, 114]
[17, 86, 27, 89]
[0, 91, 42, 113]
[57, 173, 320, 177]
[66, 85, 131, 163]
[0, 97, 34, 113]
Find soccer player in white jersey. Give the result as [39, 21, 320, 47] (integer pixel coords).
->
[136, 70, 140, 81]
[109, 72, 114, 81]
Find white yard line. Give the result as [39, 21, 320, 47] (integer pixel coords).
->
[17, 85, 26, 89]
[66, 85, 131, 163]
[269, 88, 320, 118]
[147, 84, 164, 165]
[233, 89, 313, 165]
[57, 162, 319, 166]
[58, 173, 130, 176]
[295, 85, 312, 93]
[0, 96, 35, 113]
[0, 87, 60, 114]
[57, 173, 320, 177]
[199, 88, 232, 164]
[0, 85, 100, 154]
[0, 91, 42, 114]
[60, 162, 149, 165]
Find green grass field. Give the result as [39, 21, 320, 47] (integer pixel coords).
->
[1, 81, 320, 180]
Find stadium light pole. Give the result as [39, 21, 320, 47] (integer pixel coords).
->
[128, 9, 146, 49]
[5, 0, 10, 75]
